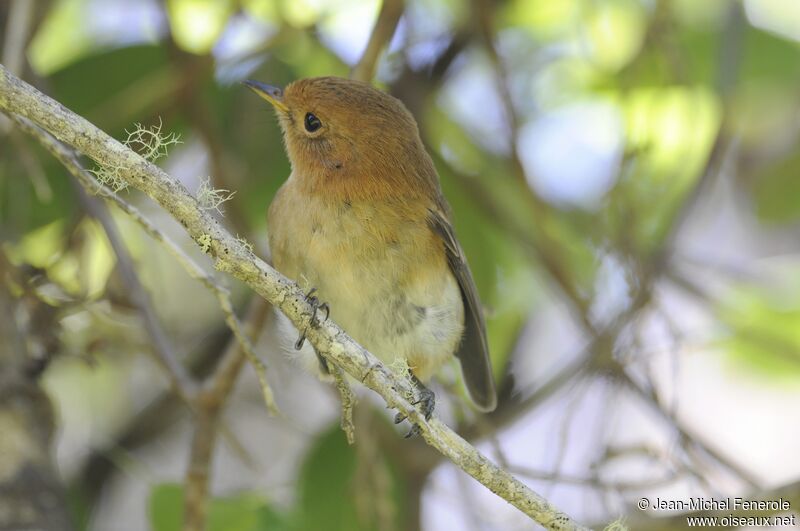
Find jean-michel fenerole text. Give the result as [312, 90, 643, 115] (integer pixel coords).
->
[652, 497, 791, 512]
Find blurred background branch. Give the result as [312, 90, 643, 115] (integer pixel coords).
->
[351, 0, 404, 82]
[0, 252, 73, 531]
[6, 104, 279, 531]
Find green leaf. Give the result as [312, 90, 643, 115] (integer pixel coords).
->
[752, 144, 800, 224]
[0, 140, 78, 235]
[166, 0, 235, 55]
[604, 85, 722, 253]
[293, 423, 407, 531]
[28, 0, 95, 74]
[717, 282, 800, 377]
[208, 493, 286, 531]
[48, 45, 179, 134]
[293, 426, 360, 531]
[148, 483, 288, 531]
[65, 484, 91, 531]
[149, 484, 183, 531]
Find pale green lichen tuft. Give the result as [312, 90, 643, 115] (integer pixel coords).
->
[603, 518, 628, 531]
[197, 234, 212, 254]
[197, 178, 236, 215]
[124, 118, 181, 162]
[90, 162, 129, 192]
[91, 118, 181, 192]
[388, 357, 415, 398]
[236, 234, 254, 254]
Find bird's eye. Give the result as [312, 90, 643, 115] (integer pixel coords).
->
[304, 112, 322, 133]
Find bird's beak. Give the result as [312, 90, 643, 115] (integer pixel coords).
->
[243, 80, 289, 113]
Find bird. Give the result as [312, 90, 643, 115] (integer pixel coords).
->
[245, 76, 497, 431]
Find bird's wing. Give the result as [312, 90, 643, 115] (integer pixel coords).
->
[428, 208, 497, 412]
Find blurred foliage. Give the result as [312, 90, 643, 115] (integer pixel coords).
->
[292, 424, 407, 531]
[4, 0, 800, 529]
[150, 484, 285, 531]
[148, 425, 406, 531]
[752, 144, 800, 223]
[718, 275, 800, 377]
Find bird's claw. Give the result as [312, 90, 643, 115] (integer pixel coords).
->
[294, 287, 330, 351]
[397, 384, 436, 438]
[412, 387, 436, 421]
[404, 424, 422, 439]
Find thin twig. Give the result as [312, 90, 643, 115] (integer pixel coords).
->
[471, 0, 594, 324]
[331, 364, 357, 445]
[209, 293, 278, 414]
[657, 1, 745, 252]
[10, 130, 51, 200]
[75, 185, 198, 399]
[509, 464, 681, 493]
[1, 64, 590, 531]
[183, 410, 216, 531]
[0, 0, 34, 134]
[1, 0, 33, 75]
[350, 0, 405, 82]
[184, 298, 272, 531]
[617, 371, 760, 489]
[70, 175, 198, 400]
[203, 297, 275, 411]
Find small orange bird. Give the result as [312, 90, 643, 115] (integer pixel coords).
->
[245, 76, 496, 430]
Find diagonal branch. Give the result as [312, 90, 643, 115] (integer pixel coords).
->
[1, 64, 589, 531]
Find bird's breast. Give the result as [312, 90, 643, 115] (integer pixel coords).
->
[269, 178, 437, 290]
[268, 178, 464, 378]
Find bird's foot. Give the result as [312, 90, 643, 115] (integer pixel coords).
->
[294, 287, 330, 351]
[413, 386, 436, 420]
[394, 373, 436, 438]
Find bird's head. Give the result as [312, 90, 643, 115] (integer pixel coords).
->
[245, 76, 436, 199]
